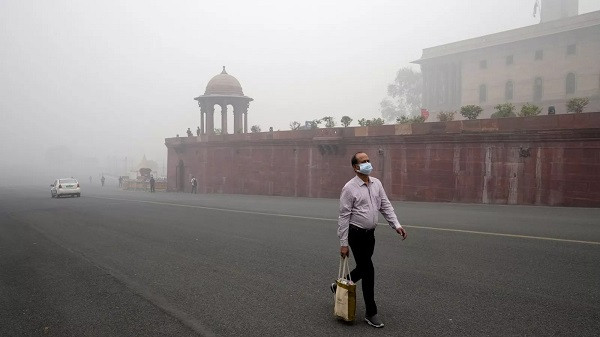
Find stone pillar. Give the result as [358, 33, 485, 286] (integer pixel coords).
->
[244, 111, 248, 133]
[233, 104, 241, 133]
[221, 104, 228, 134]
[206, 104, 215, 134]
[198, 101, 205, 134]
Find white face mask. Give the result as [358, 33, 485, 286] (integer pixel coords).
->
[356, 162, 373, 175]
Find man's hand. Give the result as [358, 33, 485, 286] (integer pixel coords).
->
[340, 246, 349, 257]
[396, 226, 407, 240]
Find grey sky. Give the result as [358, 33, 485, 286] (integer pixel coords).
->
[1, 0, 598, 177]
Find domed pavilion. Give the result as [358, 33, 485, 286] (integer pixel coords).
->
[194, 67, 253, 134]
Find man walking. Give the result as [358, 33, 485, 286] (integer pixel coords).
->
[333, 152, 407, 328]
[190, 176, 197, 194]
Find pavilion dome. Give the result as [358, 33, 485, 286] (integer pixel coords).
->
[204, 66, 244, 96]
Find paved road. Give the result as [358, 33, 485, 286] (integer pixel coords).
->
[1, 185, 599, 336]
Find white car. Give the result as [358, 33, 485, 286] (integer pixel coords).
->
[50, 178, 81, 198]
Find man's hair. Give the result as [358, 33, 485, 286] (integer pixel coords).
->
[351, 152, 365, 166]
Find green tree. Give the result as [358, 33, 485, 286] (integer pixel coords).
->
[322, 116, 335, 128]
[518, 103, 542, 117]
[340, 116, 353, 127]
[250, 125, 261, 133]
[289, 121, 301, 130]
[437, 111, 456, 122]
[214, 128, 222, 135]
[567, 97, 590, 113]
[491, 103, 516, 118]
[380, 67, 423, 122]
[357, 118, 370, 126]
[460, 105, 483, 120]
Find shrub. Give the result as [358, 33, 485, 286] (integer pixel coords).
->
[396, 115, 426, 124]
[370, 117, 385, 125]
[460, 105, 483, 120]
[358, 117, 386, 126]
[322, 116, 335, 128]
[250, 125, 261, 133]
[518, 103, 542, 117]
[566, 97, 590, 113]
[340, 116, 353, 127]
[289, 121, 301, 130]
[437, 111, 456, 122]
[491, 103, 516, 118]
[307, 119, 322, 129]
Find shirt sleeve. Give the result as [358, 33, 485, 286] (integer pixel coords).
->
[377, 181, 402, 229]
[338, 186, 353, 246]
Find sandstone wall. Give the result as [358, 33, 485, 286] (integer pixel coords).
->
[166, 113, 600, 207]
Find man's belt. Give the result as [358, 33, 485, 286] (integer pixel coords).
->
[349, 224, 375, 232]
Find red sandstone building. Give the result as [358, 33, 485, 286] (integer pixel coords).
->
[166, 6, 600, 207]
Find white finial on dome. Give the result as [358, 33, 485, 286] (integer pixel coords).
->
[221, 66, 227, 74]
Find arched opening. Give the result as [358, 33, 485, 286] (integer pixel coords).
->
[213, 104, 223, 135]
[226, 104, 234, 134]
[566, 73, 576, 95]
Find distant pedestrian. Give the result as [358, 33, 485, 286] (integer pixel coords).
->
[118, 176, 123, 187]
[149, 176, 155, 192]
[332, 151, 407, 328]
[101, 175, 105, 187]
[196, 126, 201, 136]
[190, 176, 197, 194]
[187, 128, 193, 137]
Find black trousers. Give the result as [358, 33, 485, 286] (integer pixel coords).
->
[348, 225, 377, 317]
[191, 186, 197, 194]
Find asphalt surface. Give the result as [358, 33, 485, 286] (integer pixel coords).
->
[1, 185, 599, 336]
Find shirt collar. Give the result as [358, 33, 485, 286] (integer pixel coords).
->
[353, 175, 371, 186]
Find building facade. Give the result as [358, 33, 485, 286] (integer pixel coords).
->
[413, 7, 600, 119]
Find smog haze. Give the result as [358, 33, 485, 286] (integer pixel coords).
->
[1, 0, 598, 184]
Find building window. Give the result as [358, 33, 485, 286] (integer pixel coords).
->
[533, 77, 543, 102]
[479, 84, 487, 103]
[567, 44, 576, 55]
[566, 73, 576, 94]
[479, 60, 487, 69]
[505, 81, 514, 100]
[506, 55, 513, 65]
[535, 50, 543, 60]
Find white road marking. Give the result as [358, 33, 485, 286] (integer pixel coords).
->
[88, 196, 600, 246]
[407, 225, 600, 246]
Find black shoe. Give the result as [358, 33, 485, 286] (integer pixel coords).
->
[330, 282, 337, 294]
[365, 314, 384, 328]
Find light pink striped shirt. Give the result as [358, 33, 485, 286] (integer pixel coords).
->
[338, 176, 402, 246]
